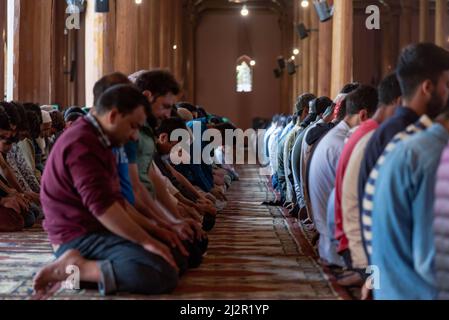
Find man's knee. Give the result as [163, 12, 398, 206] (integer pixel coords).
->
[119, 260, 179, 295]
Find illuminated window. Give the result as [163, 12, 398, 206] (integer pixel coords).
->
[236, 55, 254, 93]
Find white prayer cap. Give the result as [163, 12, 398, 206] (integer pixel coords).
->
[40, 105, 54, 112]
[128, 70, 149, 84]
[41, 110, 52, 124]
[333, 93, 348, 105]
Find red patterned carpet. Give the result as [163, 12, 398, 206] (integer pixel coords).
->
[0, 165, 350, 300]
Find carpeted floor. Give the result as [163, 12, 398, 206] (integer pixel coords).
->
[0, 165, 350, 300]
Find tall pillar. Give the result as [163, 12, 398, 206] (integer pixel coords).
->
[399, 0, 412, 50]
[309, 7, 319, 95]
[381, 6, 394, 77]
[419, 0, 429, 42]
[435, 0, 448, 48]
[115, 0, 138, 75]
[292, 0, 300, 104]
[330, 0, 353, 99]
[184, 1, 196, 102]
[85, 0, 116, 108]
[0, 0, 6, 100]
[159, 0, 173, 70]
[173, 0, 183, 82]
[317, 18, 332, 97]
[301, 6, 310, 93]
[9, 0, 54, 103]
[149, 0, 161, 68]
[136, 0, 151, 72]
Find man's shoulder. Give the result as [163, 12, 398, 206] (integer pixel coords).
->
[376, 115, 409, 139]
[54, 119, 99, 152]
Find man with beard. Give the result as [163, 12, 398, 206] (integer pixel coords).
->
[365, 43, 449, 299]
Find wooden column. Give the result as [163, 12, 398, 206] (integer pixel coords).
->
[435, 0, 448, 48]
[280, 9, 293, 115]
[10, 0, 54, 103]
[309, 6, 319, 95]
[75, 17, 86, 106]
[149, 0, 161, 68]
[115, 0, 138, 75]
[52, 0, 69, 107]
[419, 0, 429, 42]
[301, 6, 310, 93]
[317, 18, 332, 97]
[0, 0, 6, 100]
[183, 1, 196, 102]
[399, 0, 412, 50]
[381, 6, 394, 77]
[173, 0, 184, 81]
[297, 4, 303, 97]
[159, 0, 172, 70]
[136, 0, 151, 72]
[291, 0, 298, 105]
[7, 0, 19, 101]
[330, 0, 353, 99]
[85, 0, 116, 108]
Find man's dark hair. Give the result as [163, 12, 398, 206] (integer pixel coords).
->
[64, 106, 86, 122]
[340, 82, 361, 94]
[50, 110, 65, 133]
[171, 105, 179, 117]
[155, 117, 187, 138]
[378, 72, 402, 106]
[397, 43, 449, 98]
[93, 72, 131, 107]
[210, 116, 224, 125]
[176, 102, 196, 113]
[10, 102, 29, 132]
[214, 122, 238, 139]
[314, 96, 334, 115]
[346, 85, 379, 117]
[65, 113, 84, 123]
[26, 111, 42, 139]
[196, 107, 208, 119]
[0, 106, 11, 131]
[23, 103, 43, 125]
[96, 84, 150, 116]
[0, 102, 20, 128]
[295, 93, 316, 114]
[135, 70, 180, 97]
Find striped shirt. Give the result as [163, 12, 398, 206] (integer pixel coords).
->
[361, 115, 433, 259]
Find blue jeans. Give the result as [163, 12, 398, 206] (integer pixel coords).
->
[56, 233, 179, 296]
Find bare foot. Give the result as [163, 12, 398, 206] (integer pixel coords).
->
[33, 250, 85, 296]
[361, 281, 373, 300]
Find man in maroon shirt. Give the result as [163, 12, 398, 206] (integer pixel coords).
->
[34, 84, 179, 296]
